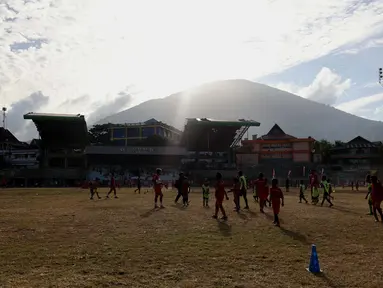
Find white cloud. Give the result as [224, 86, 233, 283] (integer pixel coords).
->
[373, 105, 383, 117]
[275, 67, 351, 105]
[6, 91, 49, 140]
[300, 68, 351, 105]
[1, 0, 383, 133]
[86, 93, 133, 125]
[338, 37, 383, 55]
[364, 82, 381, 88]
[335, 93, 383, 117]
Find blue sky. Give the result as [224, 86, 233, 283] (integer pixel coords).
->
[1, 0, 383, 139]
[259, 42, 383, 120]
[262, 46, 383, 102]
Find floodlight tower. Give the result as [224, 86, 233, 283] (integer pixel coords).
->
[2, 107, 6, 129]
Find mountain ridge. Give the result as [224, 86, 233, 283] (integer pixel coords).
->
[97, 79, 383, 142]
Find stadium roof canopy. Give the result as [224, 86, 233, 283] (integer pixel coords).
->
[23, 112, 89, 148]
[185, 118, 260, 127]
[181, 118, 260, 151]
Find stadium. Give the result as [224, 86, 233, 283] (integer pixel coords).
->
[1, 111, 383, 288]
[0, 111, 381, 187]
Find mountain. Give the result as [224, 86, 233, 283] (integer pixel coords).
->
[97, 79, 383, 141]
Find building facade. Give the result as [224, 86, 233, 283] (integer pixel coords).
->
[2, 149, 39, 168]
[109, 119, 182, 146]
[237, 124, 315, 166]
[0, 128, 39, 169]
[330, 136, 382, 172]
[236, 124, 315, 179]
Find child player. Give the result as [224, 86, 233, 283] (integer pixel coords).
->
[89, 178, 101, 200]
[252, 179, 259, 202]
[365, 174, 373, 215]
[152, 168, 165, 208]
[255, 173, 268, 213]
[202, 179, 210, 207]
[310, 170, 320, 205]
[320, 175, 334, 207]
[269, 178, 284, 227]
[228, 177, 241, 212]
[327, 178, 335, 200]
[298, 180, 308, 203]
[181, 175, 190, 207]
[238, 171, 249, 209]
[212, 172, 229, 220]
[134, 176, 141, 194]
[370, 175, 383, 222]
[106, 174, 118, 199]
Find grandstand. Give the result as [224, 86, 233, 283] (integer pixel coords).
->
[85, 144, 186, 182]
[109, 118, 182, 146]
[181, 118, 260, 151]
[22, 113, 89, 185]
[180, 118, 260, 179]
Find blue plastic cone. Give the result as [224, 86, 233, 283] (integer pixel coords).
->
[306, 244, 322, 273]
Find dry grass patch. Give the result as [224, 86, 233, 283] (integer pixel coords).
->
[0, 187, 382, 288]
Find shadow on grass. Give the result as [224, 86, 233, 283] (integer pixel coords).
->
[171, 204, 188, 211]
[237, 212, 248, 221]
[331, 206, 360, 216]
[263, 212, 274, 221]
[245, 209, 258, 218]
[217, 220, 232, 237]
[315, 272, 342, 288]
[279, 226, 310, 245]
[140, 208, 158, 218]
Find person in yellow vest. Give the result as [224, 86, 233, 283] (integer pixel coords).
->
[202, 179, 210, 207]
[365, 174, 373, 215]
[327, 178, 335, 199]
[320, 175, 334, 207]
[238, 171, 249, 209]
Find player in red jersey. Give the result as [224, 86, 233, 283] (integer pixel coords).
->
[229, 177, 241, 212]
[106, 174, 118, 199]
[309, 170, 320, 204]
[153, 168, 165, 208]
[212, 172, 229, 220]
[255, 173, 268, 213]
[270, 178, 284, 226]
[371, 175, 383, 222]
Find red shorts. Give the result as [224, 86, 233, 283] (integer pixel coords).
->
[373, 200, 382, 209]
[272, 201, 281, 214]
[155, 191, 163, 197]
[216, 197, 224, 206]
[259, 191, 268, 201]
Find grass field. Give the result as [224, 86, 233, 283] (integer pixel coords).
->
[0, 187, 382, 288]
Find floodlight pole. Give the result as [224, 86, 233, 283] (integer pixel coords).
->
[207, 132, 210, 151]
[379, 68, 383, 87]
[2, 107, 6, 129]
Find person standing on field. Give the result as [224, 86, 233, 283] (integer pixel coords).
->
[238, 171, 249, 209]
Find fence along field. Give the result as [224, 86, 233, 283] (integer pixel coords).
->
[0, 187, 382, 288]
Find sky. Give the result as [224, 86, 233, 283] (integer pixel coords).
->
[1, 0, 383, 140]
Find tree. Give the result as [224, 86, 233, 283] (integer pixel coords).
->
[313, 139, 334, 164]
[88, 124, 113, 145]
[334, 140, 344, 147]
[376, 142, 383, 165]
